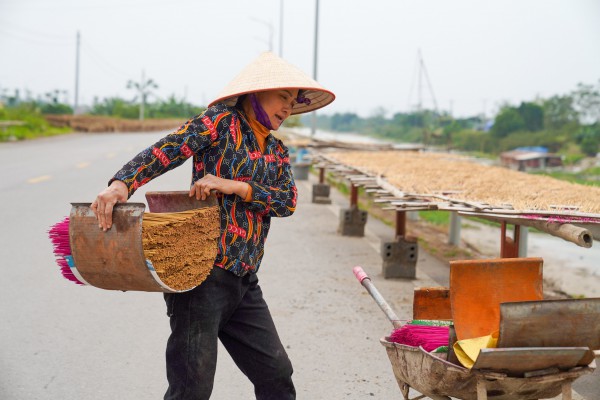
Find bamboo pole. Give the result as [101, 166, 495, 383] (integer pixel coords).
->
[461, 213, 593, 248]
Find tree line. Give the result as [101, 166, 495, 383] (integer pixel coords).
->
[0, 90, 205, 120]
[307, 81, 600, 159]
[2, 79, 599, 158]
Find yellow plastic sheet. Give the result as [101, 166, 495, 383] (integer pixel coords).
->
[453, 332, 498, 369]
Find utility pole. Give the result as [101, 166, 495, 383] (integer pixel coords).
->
[279, 0, 284, 57]
[140, 70, 145, 121]
[74, 30, 80, 115]
[184, 85, 189, 117]
[311, 0, 319, 138]
[417, 49, 422, 113]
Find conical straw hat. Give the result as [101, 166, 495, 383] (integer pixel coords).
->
[209, 52, 335, 115]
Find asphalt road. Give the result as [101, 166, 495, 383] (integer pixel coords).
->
[1, 132, 596, 399]
[1, 132, 180, 399]
[0, 132, 429, 399]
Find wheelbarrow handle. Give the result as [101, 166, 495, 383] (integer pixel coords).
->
[353, 266, 403, 329]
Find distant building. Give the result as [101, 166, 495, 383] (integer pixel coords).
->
[500, 148, 562, 171]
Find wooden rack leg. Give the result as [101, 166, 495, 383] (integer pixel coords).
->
[561, 381, 572, 400]
[500, 222, 521, 258]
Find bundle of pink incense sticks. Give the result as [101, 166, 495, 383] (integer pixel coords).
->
[48, 217, 84, 285]
[389, 323, 449, 352]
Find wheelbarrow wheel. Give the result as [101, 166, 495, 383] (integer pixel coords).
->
[400, 383, 410, 399]
[400, 382, 428, 400]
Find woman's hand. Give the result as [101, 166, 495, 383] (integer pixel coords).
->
[190, 174, 250, 200]
[91, 180, 129, 231]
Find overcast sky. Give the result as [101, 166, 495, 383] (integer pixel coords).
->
[1, 0, 599, 118]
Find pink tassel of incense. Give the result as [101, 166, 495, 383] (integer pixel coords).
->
[389, 324, 449, 352]
[48, 217, 84, 285]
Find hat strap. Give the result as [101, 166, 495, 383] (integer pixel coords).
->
[249, 93, 274, 130]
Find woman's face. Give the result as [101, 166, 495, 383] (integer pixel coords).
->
[255, 89, 299, 130]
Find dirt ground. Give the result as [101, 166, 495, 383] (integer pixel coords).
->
[45, 114, 182, 133]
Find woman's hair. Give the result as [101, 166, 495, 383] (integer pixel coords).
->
[234, 94, 247, 109]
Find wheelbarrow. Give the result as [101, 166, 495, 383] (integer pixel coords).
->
[353, 266, 597, 400]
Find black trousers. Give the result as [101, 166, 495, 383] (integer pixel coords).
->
[163, 267, 295, 400]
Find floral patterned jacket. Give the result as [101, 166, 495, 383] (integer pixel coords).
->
[111, 103, 297, 276]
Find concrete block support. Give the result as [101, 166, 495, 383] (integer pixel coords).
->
[338, 207, 368, 237]
[292, 163, 310, 180]
[312, 183, 332, 204]
[381, 236, 418, 279]
[312, 166, 332, 204]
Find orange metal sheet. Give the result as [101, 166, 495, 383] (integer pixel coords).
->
[69, 192, 218, 293]
[450, 258, 543, 340]
[69, 203, 162, 291]
[412, 287, 452, 321]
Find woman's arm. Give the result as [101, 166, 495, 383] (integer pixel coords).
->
[190, 173, 250, 200]
[92, 108, 228, 230]
[110, 113, 219, 198]
[91, 179, 129, 231]
[245, 143, 297, 218]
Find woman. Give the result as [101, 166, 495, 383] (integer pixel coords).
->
[91, 52, 335, 400]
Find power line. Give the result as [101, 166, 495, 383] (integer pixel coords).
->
[0, 18, 73, 40]
[250, 17, 274, 52]
[419, 51, 439, 112]
[81, 40, 132, 80]
[0, 27, 74, 46]
[407, 53, 420, 110]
